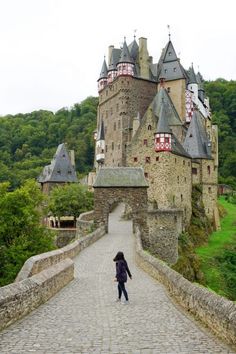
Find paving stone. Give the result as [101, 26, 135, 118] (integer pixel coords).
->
[0, 204, 235, 353]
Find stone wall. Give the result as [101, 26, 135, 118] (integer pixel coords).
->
[135, 228, 236, 346]
[54, 229, 77, 248]
[0, 226, 105, 332]
[0, 259, 74, 332]
[146, 209, 183, 264]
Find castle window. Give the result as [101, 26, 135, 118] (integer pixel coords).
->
[134, 157, 138, 162]
[165, 137, 169, 143]
[164, 69, 167, 73]
[57, 170, 61, 174]
[145, 156, 150, 163]
[144, 172, 148, 178]
[68, 171, 72, 174]
[185, 177, 186, 182]
[148, 124, 152, 130]
[183, 160, 185, 165]
[173, 67, 176, 72]
[192, 167, 197, 174]
[207, 165, 211, 174]
[177, 176, 179, 183]
[175, 158, 177, 163]
[125, 144, 127, 149]
[156, 156, 159, 162]
[168, 51, 172, 56]
[181, 194, 183, 202]
[190, 134, 193, 137]
[105, 145, 108, 152]
[112, 142, 114, 150]
[167, 87, 171, 93]
[114, 122, 116, 131]
[208, 187, 212, 193]
[144, 139, 148, 146]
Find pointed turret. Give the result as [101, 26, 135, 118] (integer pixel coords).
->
[128, 38, 139, 61]
[117, 38, 134, 77]
[183, 111, 211, 159]
[196, 72, 205, 103]
[187, 65, 197, 84]
[154, 100, 172, 152]
[98, 58, 108, 92]
[96, 120, 105, 166]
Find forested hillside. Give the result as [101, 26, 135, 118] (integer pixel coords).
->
[0, 80, 235, 190]
[205, 79, 236, 188]
[0, 97, 98, 189]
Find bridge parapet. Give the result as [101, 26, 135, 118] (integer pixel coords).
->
[135, 227, 236, 346]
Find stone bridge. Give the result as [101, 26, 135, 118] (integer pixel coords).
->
[0, 204, 235, 353]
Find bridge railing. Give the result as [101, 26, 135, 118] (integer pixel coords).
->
[135, 227, 236, 347]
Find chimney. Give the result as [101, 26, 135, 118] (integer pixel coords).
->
[108, 45, 114, 65]
[69, 150, 75, 167]
[138, 37, 149, 79]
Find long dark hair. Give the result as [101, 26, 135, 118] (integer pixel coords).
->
[113, 251, 125, 262]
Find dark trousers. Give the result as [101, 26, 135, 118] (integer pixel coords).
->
[118, 282, 128, 301]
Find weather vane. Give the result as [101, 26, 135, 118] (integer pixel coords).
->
[134, 29, 137, 39]
[167, 25, 171, 40]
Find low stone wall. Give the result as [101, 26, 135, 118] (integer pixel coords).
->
[135, 229, 236, 346]
[0, 226, 105, 332]
[54, 229, 77, 248]
[16, 226, 105, 282]
[0, 259, 74, 332]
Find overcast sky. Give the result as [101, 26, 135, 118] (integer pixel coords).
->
[0, 0, 235, 116]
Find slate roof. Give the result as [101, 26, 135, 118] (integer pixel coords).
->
[99, 59, 108, 79]
[152, 88, 182, 126]
[157, 40, 187, 81]
[38, 143, 78, 183]
[128, 39, 139, 61]
[108, 48, 121, 71]
[118, 39, 134, 64]
[93, 167, 148, 188]
[187, 65, 197, 84]
[156, 101, 172, 133]
[183, 111, 211, 159]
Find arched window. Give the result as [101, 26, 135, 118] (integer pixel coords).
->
[148, 124, 152, 130]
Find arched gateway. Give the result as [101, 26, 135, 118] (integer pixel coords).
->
[93, 167, 148, 233]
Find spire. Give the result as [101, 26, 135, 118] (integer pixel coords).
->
[183, 111, 211, 159]
[118, 38, 133, 64]
[97, 120, 105, 141]
[187, 64, 197, 84]
[99, 57, 108, 79]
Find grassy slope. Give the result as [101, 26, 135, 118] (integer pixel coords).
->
[196, 197, 236, 298]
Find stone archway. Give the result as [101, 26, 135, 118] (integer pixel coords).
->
[93, 167, 148, 233]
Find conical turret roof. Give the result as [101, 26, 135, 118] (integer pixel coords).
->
[108, 48, 121, 71]
[187, 65, 197, 84]
[156, 100, 172, 134]
[97, 120, 105, 141]
[99, 58, 108, 79]
[128, 38, 139, 61]
[118, 39, 133, 64]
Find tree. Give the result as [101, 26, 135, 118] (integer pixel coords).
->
[49, 183, 94, 227]
[0, 180, 55, 286]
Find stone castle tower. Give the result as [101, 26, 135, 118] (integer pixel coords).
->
[95, 35, 219, 239]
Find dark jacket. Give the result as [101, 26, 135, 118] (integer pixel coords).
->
[115, 259, 132, 283]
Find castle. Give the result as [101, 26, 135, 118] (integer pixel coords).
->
[95, 35, 219, 235]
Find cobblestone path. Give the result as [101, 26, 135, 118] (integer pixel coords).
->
[0, 204, 235, 354]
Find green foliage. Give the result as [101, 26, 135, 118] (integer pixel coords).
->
[196, 197, 236, 300]
[0, 180, 55, 286]
[49, 183, 93, 226]
[0, 97, 98, 189]
[205, 80, 236, 189]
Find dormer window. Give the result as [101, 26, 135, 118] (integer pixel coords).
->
[57, 170, 61, 174]
[168, 51, 172, 56]
[173, 67, 176, 72]
[164, 69, 167, 73]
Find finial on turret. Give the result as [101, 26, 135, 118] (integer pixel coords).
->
[167, 25, 171, 41]
[134, 29, 137, 40]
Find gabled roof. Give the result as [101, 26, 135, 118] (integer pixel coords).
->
[183, 111, 211, 159]
[118, 39, 133, 64]
[99, 59, 108, 79]
[93, 167, 148, 188]
[97, 120, 105, 141]
[38, 143, 78, 183]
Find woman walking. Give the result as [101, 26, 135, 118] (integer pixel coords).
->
[113, 251, 132, 304]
